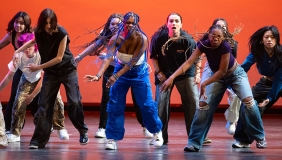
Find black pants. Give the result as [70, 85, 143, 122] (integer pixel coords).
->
[30, 66, 88, 147]
[98, 65, 144, 129]
[252, 77, 282, 116]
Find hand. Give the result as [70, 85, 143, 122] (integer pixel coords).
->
[258, 99, 269, 107]
[23, 94, 34, 105]
[160, 77, 173, 92]
[84, 75, 99, 83]
[225, 88, 235, 102]
[106, 76, 117, 88]
[193, 75, 201, 85]
[12, 53, 19, 68]
[157, 72, 167, 82]
[200, 84, 207, 100]
[25, 63, 40, 72]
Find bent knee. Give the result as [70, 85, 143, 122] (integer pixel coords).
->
[242, 96, 255, 108]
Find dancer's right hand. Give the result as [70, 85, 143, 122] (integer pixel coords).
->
[84, 75, 99, 82]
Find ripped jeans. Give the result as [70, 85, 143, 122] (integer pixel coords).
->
[106, 63, 162, 140]
[187, 65, 265, 149]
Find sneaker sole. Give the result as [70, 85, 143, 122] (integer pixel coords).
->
[232, 144, 250, 148]
[95, 135, 106, 138]
[80, 138, 89, 145]
[29, 145, 39, 149]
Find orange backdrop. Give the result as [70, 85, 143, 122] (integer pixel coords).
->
[0, 0, 282, 107]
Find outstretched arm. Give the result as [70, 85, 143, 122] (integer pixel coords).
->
[0, 34, 12, 50]
[0, 71, 15, 92]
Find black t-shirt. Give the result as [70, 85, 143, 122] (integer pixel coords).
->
[35, 26, 75, 71]
[150, 30, 196, 85]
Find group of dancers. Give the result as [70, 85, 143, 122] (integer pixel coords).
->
[0, 9, 281, 152]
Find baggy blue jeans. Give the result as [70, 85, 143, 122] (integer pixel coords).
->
[106, 63, 162, 140]
[187, 65, 265, 149]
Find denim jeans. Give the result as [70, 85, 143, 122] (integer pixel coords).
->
[156, 77, 198, 143]
[99, 65, 144, 129]
[188, 65, 265, 149]
[106, 63, 162, 140]
[30, 64, 88, 147]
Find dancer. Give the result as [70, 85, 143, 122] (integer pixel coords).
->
[161, 24, 266, 152]
[0, 33, 69, 142]
[199, 18, 242, 144]
[150, 12, 199, 145]
[75, 13, 152, 138]
[233, 25, 282, 148]
[14, 8, 88, 149]
[84, 12, 163, 150]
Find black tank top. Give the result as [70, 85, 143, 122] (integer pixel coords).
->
[11, 30, 17, 50]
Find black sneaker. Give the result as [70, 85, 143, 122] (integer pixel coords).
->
[256, 138, 267, 149]
[80, 133, 89, 145]
[184, 145, 199, 152]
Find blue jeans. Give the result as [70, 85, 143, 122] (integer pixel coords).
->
[106, 63, 162, 140]
[155, 77, 198, 143]
[188, 65, 265, 149]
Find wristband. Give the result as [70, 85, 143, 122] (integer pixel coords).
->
[154, 69, 162, 75]
[96, 74, 101, 80]
[113, 74, 119, 80]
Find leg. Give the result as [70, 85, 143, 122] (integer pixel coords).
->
[62, 70, 88, 135]
[52, 90, 65, 130]
[105, 77, 130, 140]
[155, 82, 173, 144]
[0, 102, 8, 146]
[187, 81, 227, 150]
[175, 77, 198, 138]
[4, 69, 22, 131]
[30, 72, 60, 148]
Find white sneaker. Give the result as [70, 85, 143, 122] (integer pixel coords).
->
[226, 122, 236, 135]
[7, 134, 20, 142]
[0, 135, 8, 146]
[150, 131, 163, 147]
[57, 129, 69, 140]
[143, 127, 153, 138]
[95, 128, 106, 138]
[232, 141, 250, 148]
[105, 139, 117, 150]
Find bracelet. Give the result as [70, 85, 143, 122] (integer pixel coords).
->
[154, 69, 162, 75]
[96, 74, 101, 80]
[113, 74, 119, 80]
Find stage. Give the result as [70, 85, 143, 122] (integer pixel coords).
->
[0, 111, 281, 160]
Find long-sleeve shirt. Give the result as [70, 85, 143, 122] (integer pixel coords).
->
[241, 51, 282, 102]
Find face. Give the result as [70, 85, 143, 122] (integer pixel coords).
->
[45, 18, 52, 33]
[215, 20, 227, 30]
[124, 16, 136, 32]
[262, 30, 276, 49]
[24, 45, 36, 58]
[166, 14, 182, 33]
[14, 17, 26, 33]
[209, 28, 224, 47]
[109, 18, 121, 32]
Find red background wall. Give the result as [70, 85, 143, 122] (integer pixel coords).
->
[0, 0, 282, 107]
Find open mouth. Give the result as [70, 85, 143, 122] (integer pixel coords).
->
[172, 27, 176, 29]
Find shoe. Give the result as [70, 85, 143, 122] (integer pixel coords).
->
[203, 137, 212, 144]
[95, 128, 106, 138]
[29, 144, 39, 149]
[0, 135, 8, 147]
[5, 131, 10, 134]
[256, 138, 267, 149]
[226, 122, 236, 135]
[232, 141, 250, 148]
[57, 129, 69, 140]
[143, 128, 153, 138]
[184, 145, 199, 152]
[7, 134, 20, 143]
[152, 131, 163, 147]
[79, 133, 89, 145]
[105, 139, 117, 150]
[51, 128, 54, 133]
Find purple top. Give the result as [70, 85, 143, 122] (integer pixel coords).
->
[198, 39, 234, 72]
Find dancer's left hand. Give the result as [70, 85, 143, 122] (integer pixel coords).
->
[258, 99, 269, 107]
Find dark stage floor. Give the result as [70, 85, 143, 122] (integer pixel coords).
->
[0, 111, 281, 160]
